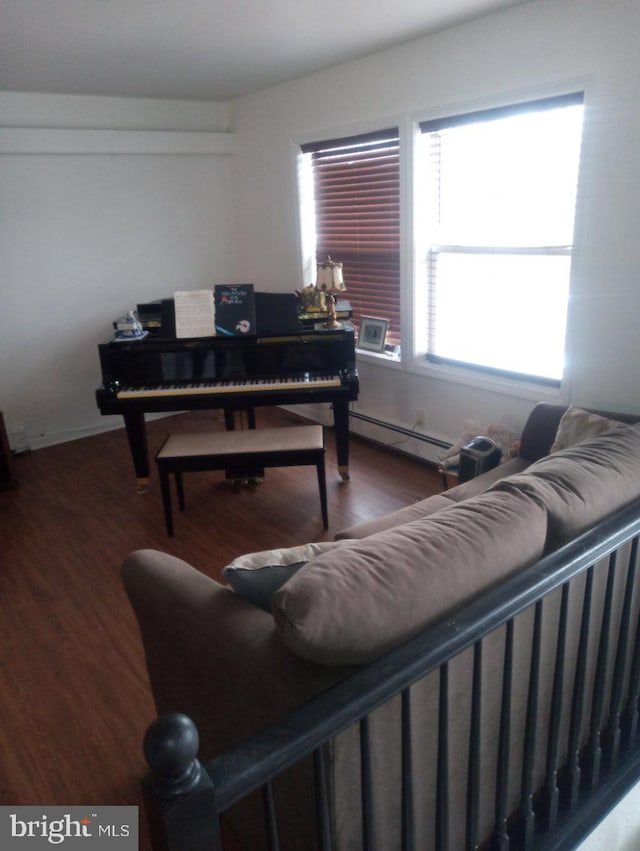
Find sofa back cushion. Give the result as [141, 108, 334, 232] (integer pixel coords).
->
[272, 488, 547, 665]
[490, 422, 640, 551]
[335, 493, 456, 540]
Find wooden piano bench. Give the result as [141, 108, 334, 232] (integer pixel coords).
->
[155, 425, 328, 536]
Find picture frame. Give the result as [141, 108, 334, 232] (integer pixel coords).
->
[358, 316, 389, 353]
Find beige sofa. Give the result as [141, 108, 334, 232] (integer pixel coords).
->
[123, 402, 640, 850]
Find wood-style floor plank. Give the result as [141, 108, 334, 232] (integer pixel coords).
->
[0, 407, 440, 848]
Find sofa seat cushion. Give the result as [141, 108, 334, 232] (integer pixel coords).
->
[442, 456, 530, 502]
[490, 422, 640, 551]
[273, 488, 547, 666]
[335, 493, 456, 540]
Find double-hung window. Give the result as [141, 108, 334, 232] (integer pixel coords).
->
[417, 93, 584, 384]
[299, 128, 401, 347]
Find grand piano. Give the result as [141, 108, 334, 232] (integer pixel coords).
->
[96, 323, 359, 489]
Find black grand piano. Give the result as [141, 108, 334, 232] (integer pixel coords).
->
[96, 320, 359, 489]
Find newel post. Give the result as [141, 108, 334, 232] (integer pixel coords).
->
[142, 713, 222, 851]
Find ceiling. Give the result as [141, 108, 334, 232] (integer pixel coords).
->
[0, 0, 531, 102]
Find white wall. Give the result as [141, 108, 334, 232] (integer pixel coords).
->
[0, 93, 235, 448]
[3, 0, 639, 458]
[228, 0, 640, 459]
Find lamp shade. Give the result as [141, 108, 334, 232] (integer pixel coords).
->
[316, 257, 345, 292]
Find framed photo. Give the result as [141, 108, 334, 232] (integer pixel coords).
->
[358, 316, 389, 353]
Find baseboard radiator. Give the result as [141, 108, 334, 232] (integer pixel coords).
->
[348, 409, 451, 451]
[141, 499, 640, 851]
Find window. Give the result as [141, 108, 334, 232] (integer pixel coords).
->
[418, 93, 584, 384]
[300, 128, 401, 347]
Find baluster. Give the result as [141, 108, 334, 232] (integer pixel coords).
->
[314, 746, 333, 851]
[543, 583, 570, 830]
[360, 716, 376, 849]
[493, 620, 514, 850]
[401, 688, 415, 851]
[262, 782, 280, 851]
[466, 641, 483, 851]
[587, 552, 618, 789]
[607, 538, 638, 768]
[520, 601, 543, 849]
[436, 662, 449, 851]
[623, 537, 640, 746]
[567, 566, 594, 810]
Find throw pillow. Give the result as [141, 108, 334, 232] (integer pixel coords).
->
[223, 540, 352, 612]
[550, 405, 619, 453]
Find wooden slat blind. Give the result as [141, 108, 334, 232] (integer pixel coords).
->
[302, 129, 400, 346]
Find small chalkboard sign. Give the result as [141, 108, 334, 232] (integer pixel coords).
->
[214, 284, 256, 336]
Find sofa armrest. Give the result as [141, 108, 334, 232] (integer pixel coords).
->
[519, 403, 567, 461]
[122, 549, 350, 762]
[519, 402, 640, 462]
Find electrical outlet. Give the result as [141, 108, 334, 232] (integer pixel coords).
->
[414, 409, 426, 428]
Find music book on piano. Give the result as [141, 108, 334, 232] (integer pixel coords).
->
[174, 289, 216, 338]
[214, 284, 256, 336]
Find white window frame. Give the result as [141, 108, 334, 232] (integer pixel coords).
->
[407, 88, 586, 401]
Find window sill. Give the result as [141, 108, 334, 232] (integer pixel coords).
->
[356, 347, 402, 365]
[406, 356, 567, 403]
[354, 346, 567, 403]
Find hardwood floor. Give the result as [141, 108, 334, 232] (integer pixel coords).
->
[0, 407, 441, 848]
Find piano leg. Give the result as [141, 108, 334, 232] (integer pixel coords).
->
[333, 399, 351, 482]
[223, 406, 256, 430]
[123, 411, 150, 493]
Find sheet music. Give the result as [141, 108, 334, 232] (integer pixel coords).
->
[174, 289, 216, 338]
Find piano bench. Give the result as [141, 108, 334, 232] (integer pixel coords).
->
[155, 425, 328, 536]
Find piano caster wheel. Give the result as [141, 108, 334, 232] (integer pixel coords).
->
[338, 466, 350, 482]
[136, 477, 150, 494]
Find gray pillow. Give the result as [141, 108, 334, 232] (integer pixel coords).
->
[223, 540, 352, 612]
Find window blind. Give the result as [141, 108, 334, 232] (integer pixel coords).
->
[418, 91, 584, 134]
[302, 128, 401, 346]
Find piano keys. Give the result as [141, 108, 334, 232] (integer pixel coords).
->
[115, 373, 342, 399]
[96, 327, 359, 489]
